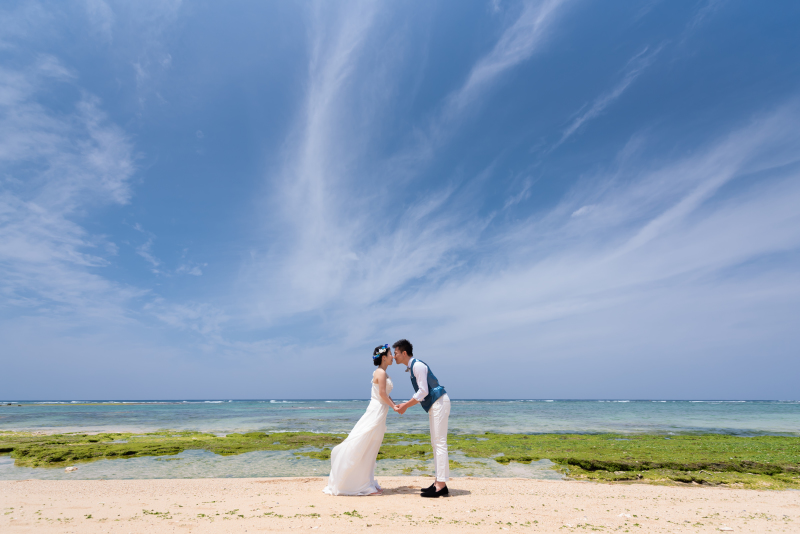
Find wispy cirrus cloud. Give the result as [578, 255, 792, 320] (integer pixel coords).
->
[132, 223, 162, 273]
[146, 300, 228, 340]
[93, 0, 184, 108]
[2, 0, 797, 401]
[176, 264, 202, 276]
[0, 58, 140, 317]
[346, 103, 800, 398]
[0, 51, 225, 396]
[684, 0, 727, 36]
[251, 0, 770, 363]
[253, 1, 381, 316]
[82, 0, 114, 42]
[136, 238, 160, 272]
[550, 0, 728, 154]
[246, 0, 800, 396]
[448, 0, 570, 114]
[250, 86, 800, 396]
[251, 1, 574, 322]
[555, 45, 663, 149]
[402, 0, 572, 159]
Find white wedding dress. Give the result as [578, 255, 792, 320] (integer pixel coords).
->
[323, 377, 393, 496]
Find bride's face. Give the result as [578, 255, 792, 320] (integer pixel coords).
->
[385, 351, 393, 366]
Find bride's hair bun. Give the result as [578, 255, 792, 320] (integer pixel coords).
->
[373, 344, 389, 366]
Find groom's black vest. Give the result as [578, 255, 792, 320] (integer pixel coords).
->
[409, 358, 446, 413]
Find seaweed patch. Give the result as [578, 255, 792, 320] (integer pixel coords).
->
[1, 431, 798, 489]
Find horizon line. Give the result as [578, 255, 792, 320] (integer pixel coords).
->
[3, 398, 798, 403]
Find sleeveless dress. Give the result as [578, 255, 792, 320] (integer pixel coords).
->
[323, 377, 393, 495]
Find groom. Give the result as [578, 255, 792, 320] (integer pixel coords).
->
[392, 339, 451, 498]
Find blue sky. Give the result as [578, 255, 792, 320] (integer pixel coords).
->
[2, 0, 799, 400]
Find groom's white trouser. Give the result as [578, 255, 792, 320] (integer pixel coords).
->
[429, 394, 450, 482]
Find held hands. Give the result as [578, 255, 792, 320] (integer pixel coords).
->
[393, 403, 408, 415]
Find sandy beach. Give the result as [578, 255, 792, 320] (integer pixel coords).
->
[1, 477, 797, 533]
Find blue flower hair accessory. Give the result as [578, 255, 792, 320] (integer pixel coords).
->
[373, 344, 390, 360]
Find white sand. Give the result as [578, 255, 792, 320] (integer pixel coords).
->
[1, 477, 797, 533]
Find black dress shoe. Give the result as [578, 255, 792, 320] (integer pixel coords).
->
[421, 483, 435, 494]
[421, 484, 448, 498]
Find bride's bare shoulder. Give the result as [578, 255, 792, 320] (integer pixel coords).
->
[373, 368, 387, 382]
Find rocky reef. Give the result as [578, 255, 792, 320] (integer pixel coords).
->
[2, 430, 798, 489]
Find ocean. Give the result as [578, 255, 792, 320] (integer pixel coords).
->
[1, 399, 797, 480]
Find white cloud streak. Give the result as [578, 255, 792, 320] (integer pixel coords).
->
[254, 81, 800, 396]
[0, 59, 140, 317]
[136, 238, 160, 271]
[0, 1, 273, 398]
[83, 0, 114, 41]
[251, 1, 573, 324]
[684, 0, 727, 35]
[448, 0, 569, 114]
[242, 1, 800, 394]
[2, 1, 796, 400]
[556, 45, 662, 148]
[146, 300, 228, 339]
[248, 1, 800, 377]
[364, 104, 800, 359]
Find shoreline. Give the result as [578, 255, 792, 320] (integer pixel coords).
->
[2, 477, 798, 533]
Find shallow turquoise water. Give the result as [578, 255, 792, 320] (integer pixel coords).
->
[0, 449, 562, 481]
[1, 399, 798, 435]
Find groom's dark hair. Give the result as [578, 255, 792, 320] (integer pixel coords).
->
[392, 339, 413, 356]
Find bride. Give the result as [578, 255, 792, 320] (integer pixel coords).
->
[323, 344, 395, 496]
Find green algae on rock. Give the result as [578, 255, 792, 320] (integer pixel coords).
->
[0, 431, 345, 468]
[2, 431, 798, 489]
[443, 433, 800, 489]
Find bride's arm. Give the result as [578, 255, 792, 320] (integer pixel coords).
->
[374, 369, 395, 406]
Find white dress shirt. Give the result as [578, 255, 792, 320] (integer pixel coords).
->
[410, 359, 429, 402]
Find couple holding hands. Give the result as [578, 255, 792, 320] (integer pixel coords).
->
[322, 339, 451, 498]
